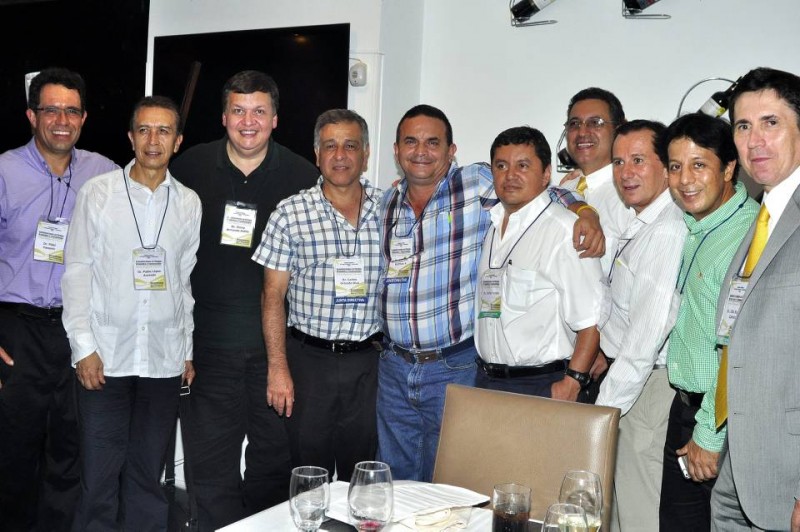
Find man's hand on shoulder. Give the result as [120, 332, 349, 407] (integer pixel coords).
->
[573, 207, 605, 258]
[76, 352, 106, 391]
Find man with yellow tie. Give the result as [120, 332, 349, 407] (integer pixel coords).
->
[559, 88, 635, 276]
[710, 67, 800, 531]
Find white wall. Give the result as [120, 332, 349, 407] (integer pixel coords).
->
[419, 0, 800, 181]
[150, 0, 800, 187]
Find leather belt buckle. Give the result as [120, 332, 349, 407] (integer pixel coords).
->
[414, 350, 440, 364]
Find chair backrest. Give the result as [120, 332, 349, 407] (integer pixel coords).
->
[432, 384, 620, 529]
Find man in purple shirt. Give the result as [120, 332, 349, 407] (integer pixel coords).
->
[0, 67, 117, 532]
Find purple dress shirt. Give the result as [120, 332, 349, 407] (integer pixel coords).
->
[0, 138, 118, 307]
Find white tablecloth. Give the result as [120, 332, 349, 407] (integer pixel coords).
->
[218, 481, 494, 531]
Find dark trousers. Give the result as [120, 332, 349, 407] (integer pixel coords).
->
[72, 375, 180, 532]
[660, 393, 716, 532]
[476, 364, 590, 403]
[0, 307, 79, 532]
[285, 333, 379, 482]
[181, 345, 292, 532]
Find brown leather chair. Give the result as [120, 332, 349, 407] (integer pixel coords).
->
[432, 384, 620, 529]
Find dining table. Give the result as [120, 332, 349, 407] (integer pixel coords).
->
[218, 480, 543, 531]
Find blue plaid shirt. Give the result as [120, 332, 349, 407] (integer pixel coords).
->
[379, 163, 579, 350]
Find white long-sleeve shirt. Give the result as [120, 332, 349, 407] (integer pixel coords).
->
[596, 190, 685, 414]
[560, 164, 636, 276]
[61, 161, 201, 378]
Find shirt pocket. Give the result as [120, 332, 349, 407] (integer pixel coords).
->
[502, 264, 553, 312]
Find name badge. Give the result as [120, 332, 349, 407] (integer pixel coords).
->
[478, 270, 502, 318]
[716, 277, 748, 339]
[333, 257, 368, 304]
[385, 238, 413, 284]
[221, 201, 257, 248]
[133, 247, 167, 291]
[34, 218, 69, 264]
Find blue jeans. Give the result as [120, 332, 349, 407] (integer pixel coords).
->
[376, 342, 478, 482]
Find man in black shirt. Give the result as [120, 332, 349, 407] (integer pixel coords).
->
[170, 70, 318, 531]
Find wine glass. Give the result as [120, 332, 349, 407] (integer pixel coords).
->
[558, 470, 602, 531]
[289, 466, 330, 531]
[348, 461, 393, 531]
[541, 503, 588, 532]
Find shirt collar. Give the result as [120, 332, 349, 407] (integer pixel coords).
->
[583, 162, 613, 187]
[684, 182, 749, 235]
[489, 189, 552, 230]
[763, 164, 800, 227]
[25, 137, 76, 178]
[119, 159, 173, 192]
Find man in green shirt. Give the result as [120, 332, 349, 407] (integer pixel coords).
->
[657, 112, 758, 530]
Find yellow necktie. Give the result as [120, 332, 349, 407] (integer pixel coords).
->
[576, 175, 588, 196]
[715, 204, 770, 428]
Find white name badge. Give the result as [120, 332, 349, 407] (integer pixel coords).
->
[33, 219, 69, 264]
[385, 238, 414, 284]
[716, 278, 748, 339]
[333, 257, 368, 304]
[221, 201, 257, 248]
[133, 247, 167, 291]
[478, 270, 502, 319]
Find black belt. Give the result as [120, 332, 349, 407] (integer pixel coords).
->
[389, 338, 475, 364]
[290, 327, 383, 354]
[676, 389, 705, 408]
[477, 357, 567, 379]
[0, 301, 63, 320]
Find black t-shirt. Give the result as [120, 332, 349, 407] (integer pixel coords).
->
[170, 137, 318, 349]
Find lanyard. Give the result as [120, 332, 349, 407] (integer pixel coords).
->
[607, 237, 634, 283]
[676, 199, 746, 293]
[124, 170, 170, 250]
[328, 184, 364, 258]
[45, 164, 72, 222]
[487, 200, 552, 269]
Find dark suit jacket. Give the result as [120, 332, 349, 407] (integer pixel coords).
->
[716, 182, 800, 528]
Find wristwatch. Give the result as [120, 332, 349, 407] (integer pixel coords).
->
[564, 367, 591, 387]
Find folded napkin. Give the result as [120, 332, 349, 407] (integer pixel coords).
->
[397, 506, 472, 531]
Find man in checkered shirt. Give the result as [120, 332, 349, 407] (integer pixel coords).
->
[252, 109, 382, 481]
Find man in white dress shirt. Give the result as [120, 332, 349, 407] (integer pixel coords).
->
[559, 88, 635, 276]
[474, 126, 606, 402]
[61, 96, 201, 531]
[595, 120, 686, 531]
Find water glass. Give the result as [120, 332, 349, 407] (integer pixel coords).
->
[348, 461, 393, 531]
[558, 470, 602, 531]
[542, 503, 588, 532]
[289, 466, 330, 531]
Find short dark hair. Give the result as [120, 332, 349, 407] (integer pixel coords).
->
[28, 67, 87, 111]
[729, 67, 800, 130]
[221, 70, 279, 114]
[659, 113, 738, 182]
[615, 119, 667, 154]
[313, 109, 369, 149]
[129, 95, 182, 134]
[567, 87, 626, 126]
[395, 104, 453, 145]
[490, 126, 552, 170]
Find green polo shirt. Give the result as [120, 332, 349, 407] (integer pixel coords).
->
[667, 182, 758, 451]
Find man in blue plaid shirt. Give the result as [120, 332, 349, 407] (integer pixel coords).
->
[252, 109, 383, 481]
[377, 104, 605, 481]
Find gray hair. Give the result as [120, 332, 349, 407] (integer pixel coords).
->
[313, 109, 369, 149]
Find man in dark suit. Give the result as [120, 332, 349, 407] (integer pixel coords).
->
[711, 67, 800, 531]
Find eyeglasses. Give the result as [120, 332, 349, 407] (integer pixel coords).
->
[564, 117, 614, 131]
[33, 106, 84, 119]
